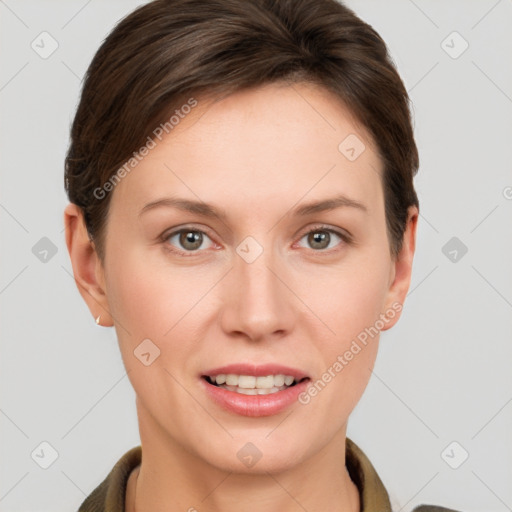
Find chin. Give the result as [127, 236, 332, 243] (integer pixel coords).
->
[195, 435, 312, 475]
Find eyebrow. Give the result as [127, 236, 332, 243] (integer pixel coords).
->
[138, 194, 368, 220]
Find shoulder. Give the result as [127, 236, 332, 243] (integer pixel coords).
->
[78, 445, 142, 512]
[344, 438, 465, 512]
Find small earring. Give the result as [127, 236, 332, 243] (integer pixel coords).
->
[95, 315, 101, 325]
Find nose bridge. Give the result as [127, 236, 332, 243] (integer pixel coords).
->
[222, 233, 293, 340]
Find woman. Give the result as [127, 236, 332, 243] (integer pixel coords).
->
[64, 0, 462, 510]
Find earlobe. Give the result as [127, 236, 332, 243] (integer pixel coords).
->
[63, 203, 113, 327]
[380, 206, 419, 331]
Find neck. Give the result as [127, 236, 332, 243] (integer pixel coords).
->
[126, 408, 360, 512]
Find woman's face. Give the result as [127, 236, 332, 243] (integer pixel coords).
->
[93, 82, 415, 473]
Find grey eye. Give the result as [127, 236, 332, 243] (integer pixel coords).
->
[167, 229, 214, 252]
[298, 229, 343, 251]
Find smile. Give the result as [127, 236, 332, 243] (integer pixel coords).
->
[204, 374, 306, 395]
[200, 364, 311, 417]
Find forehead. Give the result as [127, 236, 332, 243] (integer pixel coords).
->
[166, 82, 376, 160]
[109, 82, 384, 220]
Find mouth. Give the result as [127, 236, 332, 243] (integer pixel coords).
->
[202, 374, 309, 395]
[200, 365, 311, 416]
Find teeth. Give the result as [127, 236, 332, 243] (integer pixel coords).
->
[235, 387, 258, 395]
[256, 375, 274, 388]
[273, 375, 285, 386]
[284, 375, 294, 386]
[215, 374, 226, 385]
[210, 374, 299, 390]
[225, 374, 238, 386]
[220, 384, 287, 395]
[238, 375, 256, 388]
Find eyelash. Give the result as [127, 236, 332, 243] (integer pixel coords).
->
[160, 224, 352, 257]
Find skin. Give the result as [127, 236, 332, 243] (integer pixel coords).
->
[65, 81, 418, 512]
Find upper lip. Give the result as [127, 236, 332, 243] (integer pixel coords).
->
[201, 363, 309, 380]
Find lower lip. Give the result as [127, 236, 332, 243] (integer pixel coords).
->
[201, 377, 310, 417]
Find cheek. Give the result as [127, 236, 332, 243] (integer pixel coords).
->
[104, 252, 199, 408]
[300, 251, 390, 401]
[104, 248, 218, 381]
[108, 269, 161, 337]
[309, 250, 390, 342]
[106, 246, 190, 337]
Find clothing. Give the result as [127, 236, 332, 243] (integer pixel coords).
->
[77, 437, 462, 512]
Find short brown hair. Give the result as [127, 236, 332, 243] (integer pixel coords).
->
[64, 0, 419, 261]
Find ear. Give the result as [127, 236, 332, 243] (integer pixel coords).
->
[380, 205, 419, 331]
[63, 203, 113, 326]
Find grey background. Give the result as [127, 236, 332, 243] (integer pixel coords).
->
[1, 1, 511, 511]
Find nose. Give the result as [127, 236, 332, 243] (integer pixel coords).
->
[218, 237, 296, 343]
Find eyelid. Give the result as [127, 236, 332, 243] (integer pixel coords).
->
[160, 223, 216, 241]
[299, 223, 352, 240]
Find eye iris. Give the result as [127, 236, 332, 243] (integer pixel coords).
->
[309, 231, 329, 250]
[180, 230, 202, 250]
